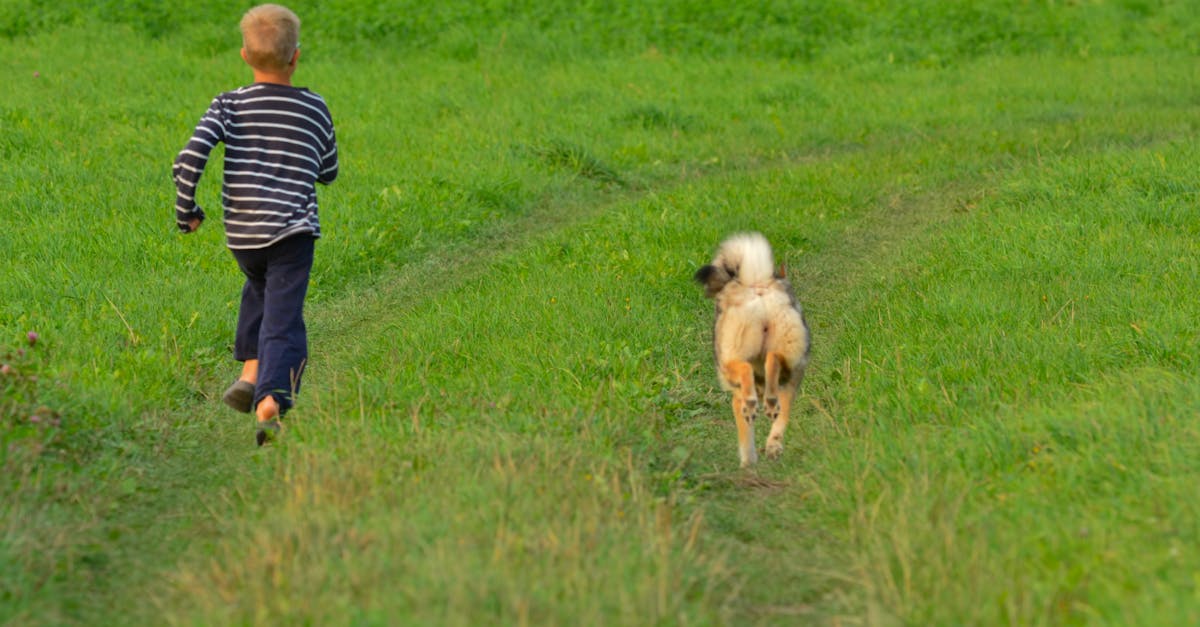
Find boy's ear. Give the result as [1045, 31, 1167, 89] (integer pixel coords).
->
[290, 48, 300, 66]
[240, 48, 249, 64]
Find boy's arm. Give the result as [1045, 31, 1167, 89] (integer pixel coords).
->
[317, 128, 339, 185]
[172, 97, 226, 233]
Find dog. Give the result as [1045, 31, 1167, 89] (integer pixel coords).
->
[695, 232, 810, 467]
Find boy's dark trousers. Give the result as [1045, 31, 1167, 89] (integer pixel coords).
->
[231, 235, 315, 414]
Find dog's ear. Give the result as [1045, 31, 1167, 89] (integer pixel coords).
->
[694, 264, 730, 298]
[694, 264, 718, 285]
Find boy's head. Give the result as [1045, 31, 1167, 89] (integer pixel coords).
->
[240, 4, 300, 73]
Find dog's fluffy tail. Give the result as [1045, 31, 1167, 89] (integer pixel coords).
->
[694, 232, 776, 298]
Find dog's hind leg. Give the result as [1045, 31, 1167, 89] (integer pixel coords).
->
[732, 393, 758, 467]
[722, 359, 759, 419]
[766, 363, 804, 460]
[762, 352, 787, 460]
[765, 383, 794, 460]
[762, 351, 784, 423]
[723, 360, 758, 467]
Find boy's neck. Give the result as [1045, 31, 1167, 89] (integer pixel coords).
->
[241, 49, 299, 87]
[252, 68, 294, 86]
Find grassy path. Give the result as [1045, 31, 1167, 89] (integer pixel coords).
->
[104, 138, 982, 623]
[31, 139, 933, 623]
[676, 186, 974, 623]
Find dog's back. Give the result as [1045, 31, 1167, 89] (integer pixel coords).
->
[695, 232, 809, 377]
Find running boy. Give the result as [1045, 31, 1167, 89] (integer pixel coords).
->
[173, 4, 338, 445]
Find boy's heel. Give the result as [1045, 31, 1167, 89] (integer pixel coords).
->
[222, 380, 255, 413]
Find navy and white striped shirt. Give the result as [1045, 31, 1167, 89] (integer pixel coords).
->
[173, 83, 338, 249]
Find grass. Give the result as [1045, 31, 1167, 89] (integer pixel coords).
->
[3, 1, 1200, 624]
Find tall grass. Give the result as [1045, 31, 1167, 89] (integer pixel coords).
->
[4, 0, 1200, 61]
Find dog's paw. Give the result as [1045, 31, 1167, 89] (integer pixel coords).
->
[740, 397, 758, 420]
[765, 438, 783, 459]
[763, 396, 780, 420]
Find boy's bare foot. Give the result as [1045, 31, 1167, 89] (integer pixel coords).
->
[256, 394, 279, 422]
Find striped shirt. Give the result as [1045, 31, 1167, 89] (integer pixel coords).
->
[173, 83, 338, 249]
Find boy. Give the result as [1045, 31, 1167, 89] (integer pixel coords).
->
[173, 4, 338, 445]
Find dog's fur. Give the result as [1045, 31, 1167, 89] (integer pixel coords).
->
[695, 232, 810, 467]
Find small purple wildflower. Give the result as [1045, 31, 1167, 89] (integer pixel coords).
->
[29, 414, 41, 424]
[26, 331, 38, 346]
[33, 71, 39, 78]
[1, 363, 11, 376]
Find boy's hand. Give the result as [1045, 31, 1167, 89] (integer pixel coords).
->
[188, 217, 202, 232]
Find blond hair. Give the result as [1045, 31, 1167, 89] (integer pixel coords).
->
[240, 4, 300, 72]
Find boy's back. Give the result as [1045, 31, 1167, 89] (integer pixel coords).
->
[173, 82, 337, 249]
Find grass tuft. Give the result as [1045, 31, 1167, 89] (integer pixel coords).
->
[529, 139, 624, 186]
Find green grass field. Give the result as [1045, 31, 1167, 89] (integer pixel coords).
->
[3, 1, 1200, 624]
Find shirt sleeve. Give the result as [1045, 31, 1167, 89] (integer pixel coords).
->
[317, 125, 339, 185]
[172, 97, 226, 232]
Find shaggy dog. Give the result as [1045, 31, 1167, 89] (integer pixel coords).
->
[695, 232, 811, 467]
